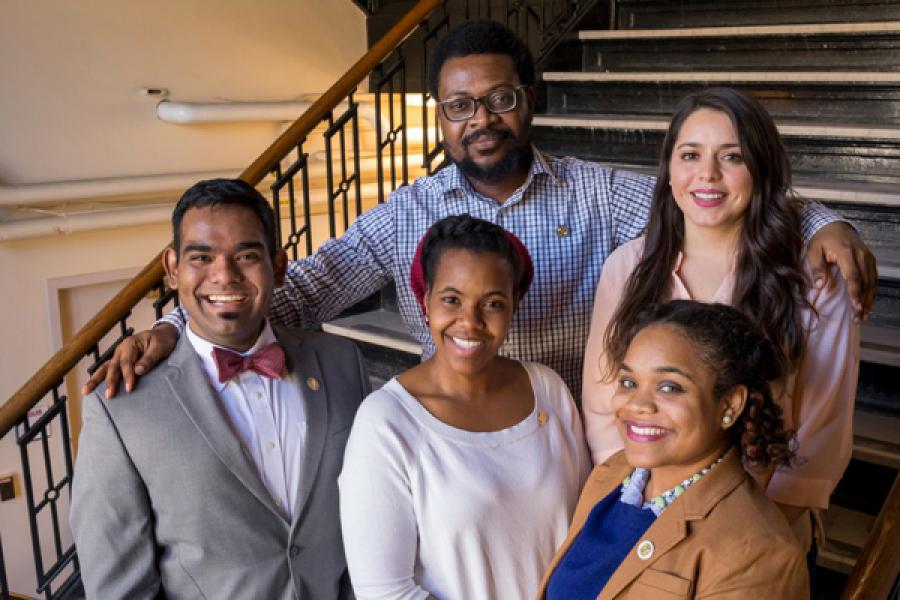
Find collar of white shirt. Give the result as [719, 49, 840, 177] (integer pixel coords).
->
[185, 320, 278, 393]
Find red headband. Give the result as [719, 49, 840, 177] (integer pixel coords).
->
[409, 226, 534, 315]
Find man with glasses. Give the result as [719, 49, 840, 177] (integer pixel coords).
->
[88, 19, 875, 404]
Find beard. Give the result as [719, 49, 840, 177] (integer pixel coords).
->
[453, 128, 533, 184]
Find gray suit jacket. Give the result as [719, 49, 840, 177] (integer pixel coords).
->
[71, 325, 370, 600]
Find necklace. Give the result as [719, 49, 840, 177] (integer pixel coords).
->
[620, 455, 725, 517]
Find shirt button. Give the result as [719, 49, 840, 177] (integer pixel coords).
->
[253, 391, 262, 400]
[289, 545, 301, 557]
[556, 224, 570, 238]
[267, 442, 275, 451]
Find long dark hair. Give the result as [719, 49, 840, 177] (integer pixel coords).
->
[626, 301, 795, 469]
[605, 88, 808, 377]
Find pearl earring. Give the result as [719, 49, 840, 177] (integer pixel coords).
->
[722, 414, 734, 427]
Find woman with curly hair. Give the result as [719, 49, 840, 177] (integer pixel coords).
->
[541, 300, 808, 598]
[581, 88, 859, 557]
[338, 215, 590, 600]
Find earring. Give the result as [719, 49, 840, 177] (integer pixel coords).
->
[424, 315, 430, 327]
[721, 414, 734, 427]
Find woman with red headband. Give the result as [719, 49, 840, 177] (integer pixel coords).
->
[338, 214, 590, 600]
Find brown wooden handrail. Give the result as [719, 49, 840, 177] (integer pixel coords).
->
[0, 0, 444, 439]
[240, 0, 443, 184]
[842, 472, 900, 599]
[0, 251, 165, 438]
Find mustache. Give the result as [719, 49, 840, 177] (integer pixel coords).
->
[462, 128, 512, 147]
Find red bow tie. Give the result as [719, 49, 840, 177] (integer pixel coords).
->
[211, 343, 285, 383]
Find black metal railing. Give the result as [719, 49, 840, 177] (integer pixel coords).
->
[0, 1, 599, 597]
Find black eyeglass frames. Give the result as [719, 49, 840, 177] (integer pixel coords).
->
[436, 85, 529, 122]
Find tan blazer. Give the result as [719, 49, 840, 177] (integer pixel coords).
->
[538, 449, 809, 599]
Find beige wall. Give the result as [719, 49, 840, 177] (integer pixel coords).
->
[0, 0, 367, 185]
[0, 0, 367, 593]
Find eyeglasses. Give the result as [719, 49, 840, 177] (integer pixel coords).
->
[436, 86, 528, 122]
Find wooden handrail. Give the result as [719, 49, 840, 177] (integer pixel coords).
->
[842, 472, 900, 599]
[0, 251, 165, 437]
[0, 0, 444, 439]
[241, 0, 443, 184]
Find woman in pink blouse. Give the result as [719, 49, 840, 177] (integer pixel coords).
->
[582, 87, 860, 553]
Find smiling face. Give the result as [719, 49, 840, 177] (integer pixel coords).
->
[424, 248, 517, 376]
[613, 324, 742, 483]
[669, 108, 754, 238]
[164, 204, 287, 351]
[437, 53, 533, 184]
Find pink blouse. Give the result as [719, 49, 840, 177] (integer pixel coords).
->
[582, 237, 860, 512]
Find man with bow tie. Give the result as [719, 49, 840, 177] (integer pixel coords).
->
[70, 178, 369, 599]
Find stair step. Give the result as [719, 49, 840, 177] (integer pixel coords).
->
[576, 24, 900, 73]
[819, 504, 879, 574]
[532, 114, 900, 186]
[322, 309, 421, 356]
[614, 0, 900, 30]
[854, 408, 900, 469]
[861, 327, 900, 369]
[544, 71, 900, 83]
[322, 308, 421, 388]
[581, 22, 900, 40]
[797, 181, 900, 208]
[540, 74, 900, 126]
[534, 114, 900, 141]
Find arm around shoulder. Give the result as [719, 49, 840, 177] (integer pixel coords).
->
[270, 201, 398, 327]
[70, 391, 161, 599]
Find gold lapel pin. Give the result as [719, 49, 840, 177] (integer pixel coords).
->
[537, 411, 548, 426]
[556, 224, 570, 238]
[306, 377, 321, 392]
[636, 539, 654, 560]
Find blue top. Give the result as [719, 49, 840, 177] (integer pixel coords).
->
[546, 485, 656, 600]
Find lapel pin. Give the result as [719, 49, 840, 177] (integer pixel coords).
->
[556, 224, 570, 238]
[306, 377, 320, 392]
[636, 539, 654, 560]
[537, 411, 548, 426]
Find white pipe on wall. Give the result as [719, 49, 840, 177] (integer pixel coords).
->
[157, 100, 315, 123]
[157, 99, 386, 137]
[0, 169, 240, 207]
[0, 205, 173, 242]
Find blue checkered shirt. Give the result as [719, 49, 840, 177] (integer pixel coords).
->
[162, 148, 836, 397]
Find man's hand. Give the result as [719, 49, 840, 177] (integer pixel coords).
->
[806, 222, 878, 321]
[82, 324, 180, 398]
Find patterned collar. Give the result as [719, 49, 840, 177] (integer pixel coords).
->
[620, 455, 725, 517]
[441, 145, 562, 204]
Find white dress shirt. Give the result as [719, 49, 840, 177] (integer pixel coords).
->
[186, 321, 307, 521]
